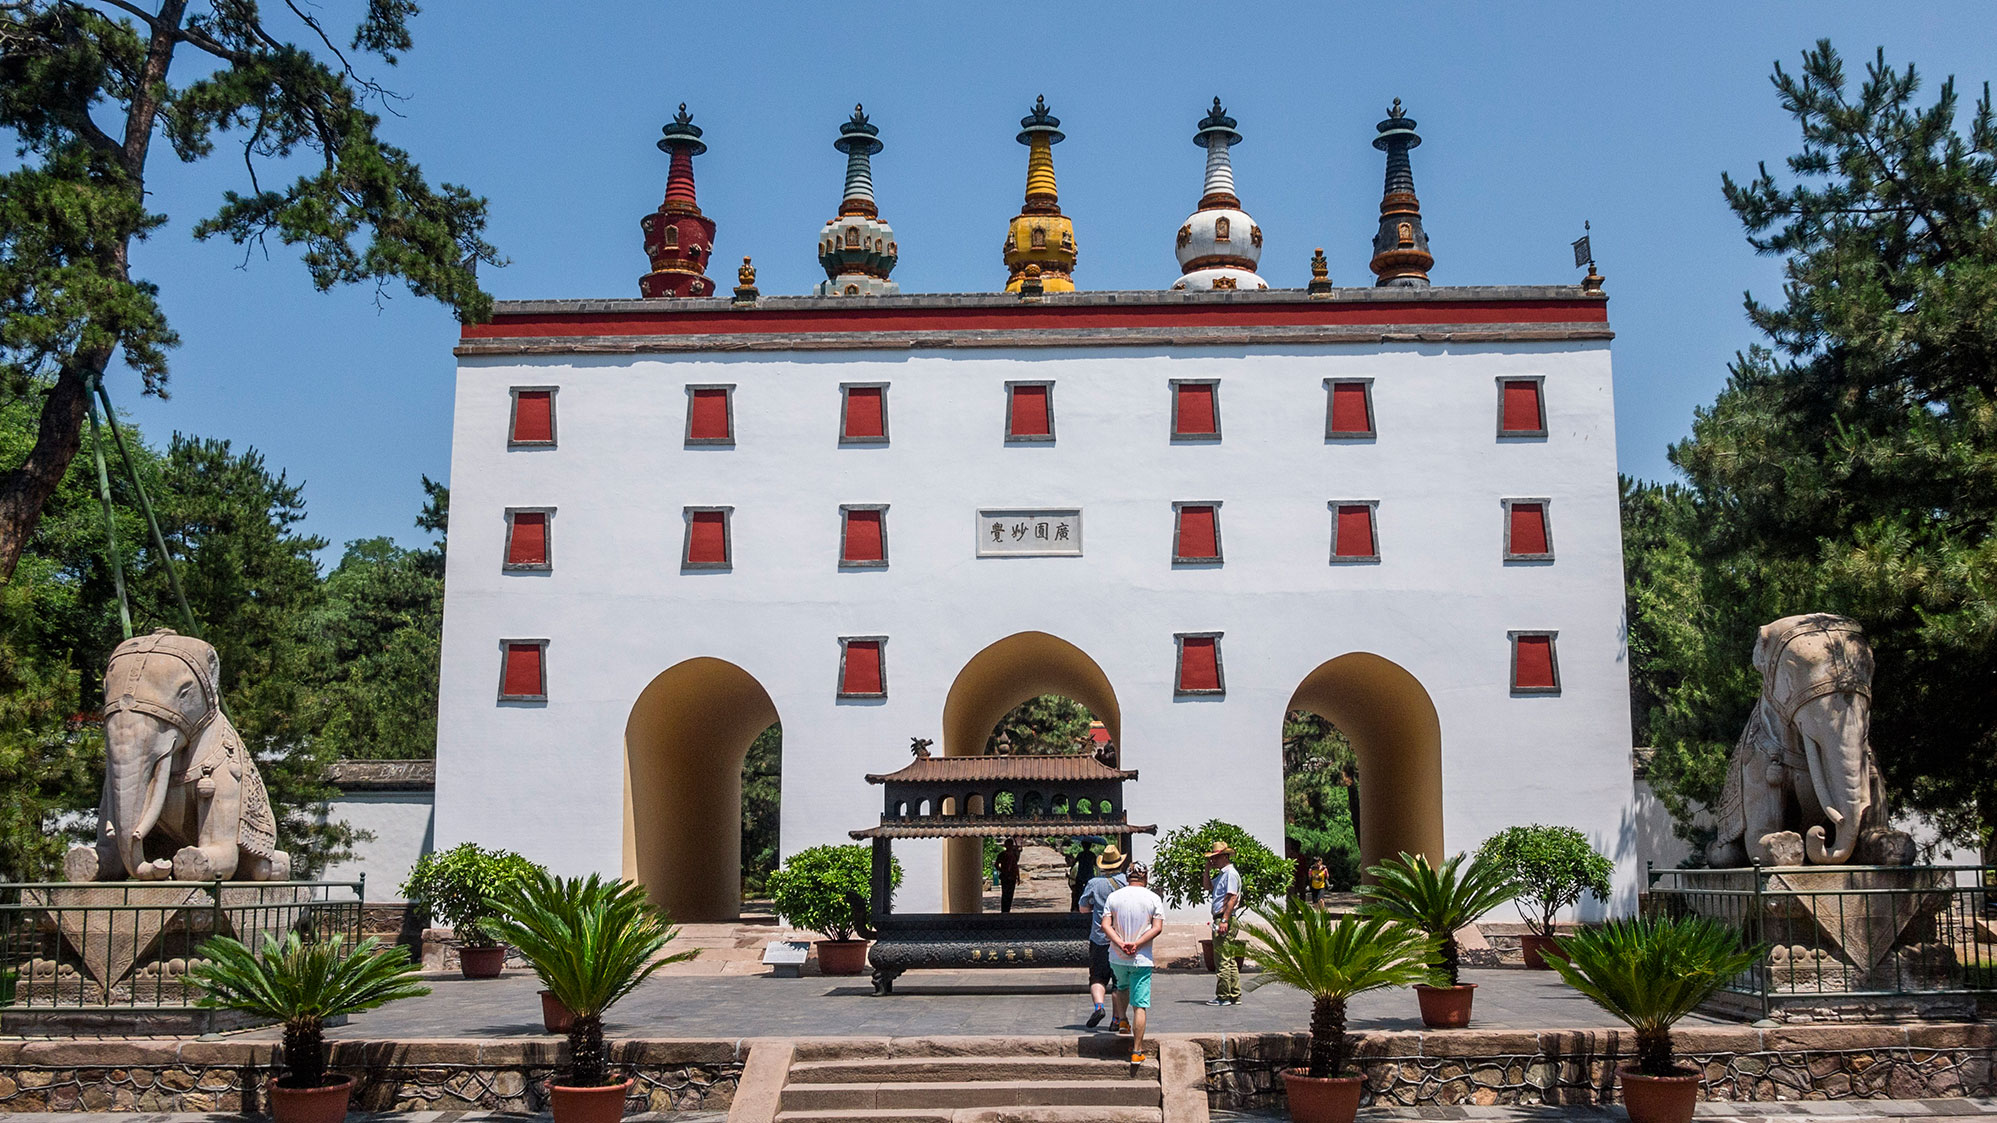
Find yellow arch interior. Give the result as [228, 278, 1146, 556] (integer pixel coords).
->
[623, 657, 779, 922]
[1287, 652, 1445, 875]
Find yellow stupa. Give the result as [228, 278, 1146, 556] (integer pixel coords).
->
[1003, 96, 1077, 293]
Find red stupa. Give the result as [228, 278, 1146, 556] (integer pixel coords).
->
[639, 104, 718, 298]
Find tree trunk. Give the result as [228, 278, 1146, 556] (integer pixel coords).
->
[282, 1017, 326, 1088]
[0, 356, 103, 582]
[1635, 1026, 1674, 1077]
[1309, 994, 1347, 1078]
[1439, 933, 1460, 987]
[566, 1011, 607, 1087]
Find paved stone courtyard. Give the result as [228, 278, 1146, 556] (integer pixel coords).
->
[284, 966, 1722, 1042]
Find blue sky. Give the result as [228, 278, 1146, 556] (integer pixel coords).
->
[101, 2, 1990, 558]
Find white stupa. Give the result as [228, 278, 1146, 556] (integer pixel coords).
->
[1172, 98, 1267, 291]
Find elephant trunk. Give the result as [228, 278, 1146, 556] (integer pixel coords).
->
[104, 713, 178, 879]
[1801, 696, 1871, 865]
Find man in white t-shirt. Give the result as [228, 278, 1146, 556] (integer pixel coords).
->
[1100, 862, 1166, 1065]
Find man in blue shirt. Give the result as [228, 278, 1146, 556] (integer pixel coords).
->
[1076, 841, 1129, 1029]
[1203, 841, 1243, 1006]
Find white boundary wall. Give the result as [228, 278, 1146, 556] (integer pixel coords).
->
[436, 335, 1638, 916]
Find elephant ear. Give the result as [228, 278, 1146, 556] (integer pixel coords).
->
[1752, 622, 1777, 674]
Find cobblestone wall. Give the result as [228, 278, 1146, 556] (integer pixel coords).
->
[0, 1040, 742, 1114]
[1196, 1025, 1996, 1113]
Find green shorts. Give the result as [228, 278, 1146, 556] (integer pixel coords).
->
[1109, 963, 1152, 1008]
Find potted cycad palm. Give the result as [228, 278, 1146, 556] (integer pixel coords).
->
[1357, 851, 1514, 1028]
[1548, 915, 1760, 1123]
[767, 844, 900, 975]
[1476, 825, 1613, 968]
[192, 933, 429, 1123]
[1240, 904, 1438, 1123]
[486, 870, 695, 1123]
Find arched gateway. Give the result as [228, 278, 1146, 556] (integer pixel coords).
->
[1288, 653, 1445, 873]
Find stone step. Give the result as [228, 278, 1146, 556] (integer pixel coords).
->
[774, 1108, 1163, 1123]
[787, 1055, 1159, 1084]
[778, 1078, 1161, 1113]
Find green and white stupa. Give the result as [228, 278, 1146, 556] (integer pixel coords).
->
[816, 105, 901, 297]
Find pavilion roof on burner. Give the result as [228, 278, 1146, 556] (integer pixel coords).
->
[850, 818, 1156, 840]
[864, 754, 1137, 786]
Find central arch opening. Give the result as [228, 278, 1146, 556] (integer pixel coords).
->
[1286, 653, 1444, 877]
[624, 657, 780, 921]
[939, 631, 1121, 913]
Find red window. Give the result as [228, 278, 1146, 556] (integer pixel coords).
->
[1175, 504, 1220, 561]
[1508, 502, 1550, 558]
[1173, 382, 1218, 437]
[843, 386, 886, 441]
[505, 511, 549, 568]
[1328, 381, 1372, 436]
[1500, 379, 1545, 434]
[688, 387, 733, 442]
[685, 509, 730, 566]
[840, 638, 886, 696]
[1334, 503, 1377, 559]
[1176, 634, 1224, 694]
[510, 390, 554, 445]
[1512, 633, 1559, 693]
[500, 642, 546, 700]
[1008, 384, 1052, 439]
[841, 508, 886, 565]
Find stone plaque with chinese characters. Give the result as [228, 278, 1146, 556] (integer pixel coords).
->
[976, 509, 1082, 557]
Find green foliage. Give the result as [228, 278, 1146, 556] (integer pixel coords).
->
[992, 791, 1016, 816]
[1629, 42, 1997, 857]
[485, 871, 694, 1088]
[768, 844, 902, 942]
[192, 933, 428, 1088]
[986, 693, 1094, 755]
[1549, 916, 1763, 1076]
[399, 843, 542, 948]
[1284, 711, 1361, 889]
[1240, 906, 1439, 1078]
[1358, 851, 1516, 986]
[309, 534, 444, 761]
[0, 1, 500, 578]
[1477, 825, 1614, 935]
[1150, 820, 1291, 917]
[740, 723, 781, 898]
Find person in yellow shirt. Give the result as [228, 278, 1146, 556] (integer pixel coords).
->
[1307, 857, 1329, 907]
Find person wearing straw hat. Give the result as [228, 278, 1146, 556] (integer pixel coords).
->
[1076, 841, 1130, 1029]
[1203, 841, 1243, 1006]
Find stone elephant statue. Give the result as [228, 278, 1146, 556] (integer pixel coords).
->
[65, 629, 291, 883]
[1706, 614, 1913, 869]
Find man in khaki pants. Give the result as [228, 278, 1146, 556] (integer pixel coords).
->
[1202, 842, 1242, 1006]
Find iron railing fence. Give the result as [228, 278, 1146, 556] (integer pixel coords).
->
[1643, 864, 1994, 1017]
[0, 878, 363, 1012]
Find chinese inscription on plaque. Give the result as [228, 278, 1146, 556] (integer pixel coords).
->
[976, 509, 1082, 557]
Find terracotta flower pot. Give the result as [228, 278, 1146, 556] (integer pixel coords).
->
[815, 939, 870, 975]
[547, 1076, 634, 1123]
[1618, 1065, 1701, 1123]
[459, 944, 506, 979]
[266, 1074, 354, 1123]
[1413, 982, 1477, 1028]
[540, 989, 575, 1034]
[1281, 1069, 1364, 1123]
[1519, 932, 1563, 970]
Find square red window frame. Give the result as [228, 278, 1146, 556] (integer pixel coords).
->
[837, 635, 889, 698]
[685, 384, 737, 446]
[838, 504, 890, 569]
[1171, 500, 1224, 564]
[1169, 379, 1222, 441]
[1328, 500, 1381, 563]
[508, 386, 558, 448]
[496, 638, 549, 702]
[681, 506, 734, 570]
[1004, 380, 1056, 443]
[1502, 498, 1555, 561]
[1174, 631, 1227, 696]
[1496, 375, 1548, 438]
[503, 506, 555, 572]
[839, 382, 891, 445]
[1509, 630, 1562, 695]
[1323, 378, 1376, 439]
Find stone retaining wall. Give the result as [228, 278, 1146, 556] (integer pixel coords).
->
[0, 1039, 742, 1115]
[1195, 1025, 1996, 1113]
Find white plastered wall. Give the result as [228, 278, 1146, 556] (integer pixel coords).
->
[435, 338, 1638, 920]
